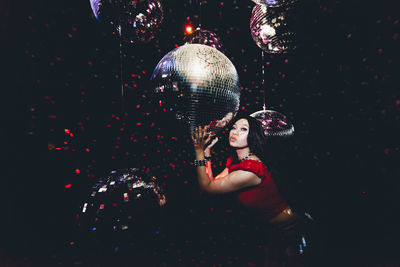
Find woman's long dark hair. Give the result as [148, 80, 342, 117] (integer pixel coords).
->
[227, 114, 268, 164]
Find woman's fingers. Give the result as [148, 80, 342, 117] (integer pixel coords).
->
[202, 125, 211, 138]
[199, 126, 206, 141]
[204, 133, 212, 145]
[192, 125, 213, 145]
[192, 126, 200, 144]
[210, 137, 219, 147]
[206, 136, 218, 149]
[198, 126, 203, 140]
[191, 127, 198, 142]
[196, 126, 200, 140]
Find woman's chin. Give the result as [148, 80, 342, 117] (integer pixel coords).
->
[230, 143, 243, 149]
[230, 144, 249, 149]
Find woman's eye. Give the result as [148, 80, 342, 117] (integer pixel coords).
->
[241, 128, 247, 131]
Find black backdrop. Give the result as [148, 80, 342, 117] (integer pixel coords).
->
[2, 0, 400, 266]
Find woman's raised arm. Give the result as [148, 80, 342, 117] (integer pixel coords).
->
[192, 126, 261, 194]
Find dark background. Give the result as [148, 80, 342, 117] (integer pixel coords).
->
[1, 0, 400, 266]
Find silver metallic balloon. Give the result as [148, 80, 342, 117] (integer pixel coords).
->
[251, 109, 294, 137]
[250, 4, 296, 53]
[251, 0, 297, 7]
[90, 0, 101, 19]
[89, 0, 163, 44]
[183, 27, 224, 52]
[151, 44, 241, 133]
[77, 168, 166, 237]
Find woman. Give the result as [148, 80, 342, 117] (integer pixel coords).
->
[191, 114, 314, 266]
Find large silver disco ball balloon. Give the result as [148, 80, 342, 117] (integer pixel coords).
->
[250, 4, 296, 53]
[183, 27, 224, 52]
[151, 44, 241, 133]
[76, 168, 166, 247]
[251, 109, 294, 137]
[89, 0, 163, 44]
[251, 0, 297, 7]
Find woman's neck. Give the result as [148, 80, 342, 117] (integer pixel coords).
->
[236, 147, 251, 161]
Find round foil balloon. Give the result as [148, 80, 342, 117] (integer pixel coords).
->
[76, 168, 166, 253]
[251, 109, 294, 137]
[151, 44, 241, 133]
[89, 0, 163, 43]
[250, 4, 296, 53]
[251, 0, 297, 7]
[183, 28, 224, 52]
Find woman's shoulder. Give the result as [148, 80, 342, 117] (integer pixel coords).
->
[248, 155, 262, 163]
[227, 157, 269, 179]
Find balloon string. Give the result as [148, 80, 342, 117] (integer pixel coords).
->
[118, 1, 124, 97]
[199, 0, 202, 28]
[262, 50, 266, 111]
[119, 25, 124, 98]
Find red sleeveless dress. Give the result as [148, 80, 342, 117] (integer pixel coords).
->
[226, 157, 288, 221]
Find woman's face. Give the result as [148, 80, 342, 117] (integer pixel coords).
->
[229, 118, 249, 148]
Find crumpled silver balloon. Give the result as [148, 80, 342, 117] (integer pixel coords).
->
[250, 3, 296, 53]
[76, 168, 166, 238]
[89, 0, 163, 43]
[251, 109, 294, 137]
[151, 44, 241, 133]
[251, 0, 297, 7]
[183, 27, 224, 52]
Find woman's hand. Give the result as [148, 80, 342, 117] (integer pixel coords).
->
[204, 136, 219, 157]
[191, 125, 216, 152]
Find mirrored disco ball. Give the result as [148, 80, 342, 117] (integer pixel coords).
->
[250, 4, 297, 53]
[76, 168, 166, 250]
[89, 0, 163, 44]
[251, 0, 297, 7]
[251, 109, 294, 137]
[151, 44, 241, 133]
[183, 27, 224, 52]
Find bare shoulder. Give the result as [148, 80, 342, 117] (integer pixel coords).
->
[248, 155, 263, 163]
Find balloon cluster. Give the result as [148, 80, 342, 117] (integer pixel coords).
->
[82, 1, 298, 247]
[88, 0, 295, 135]
[89, 0, 164, 44]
